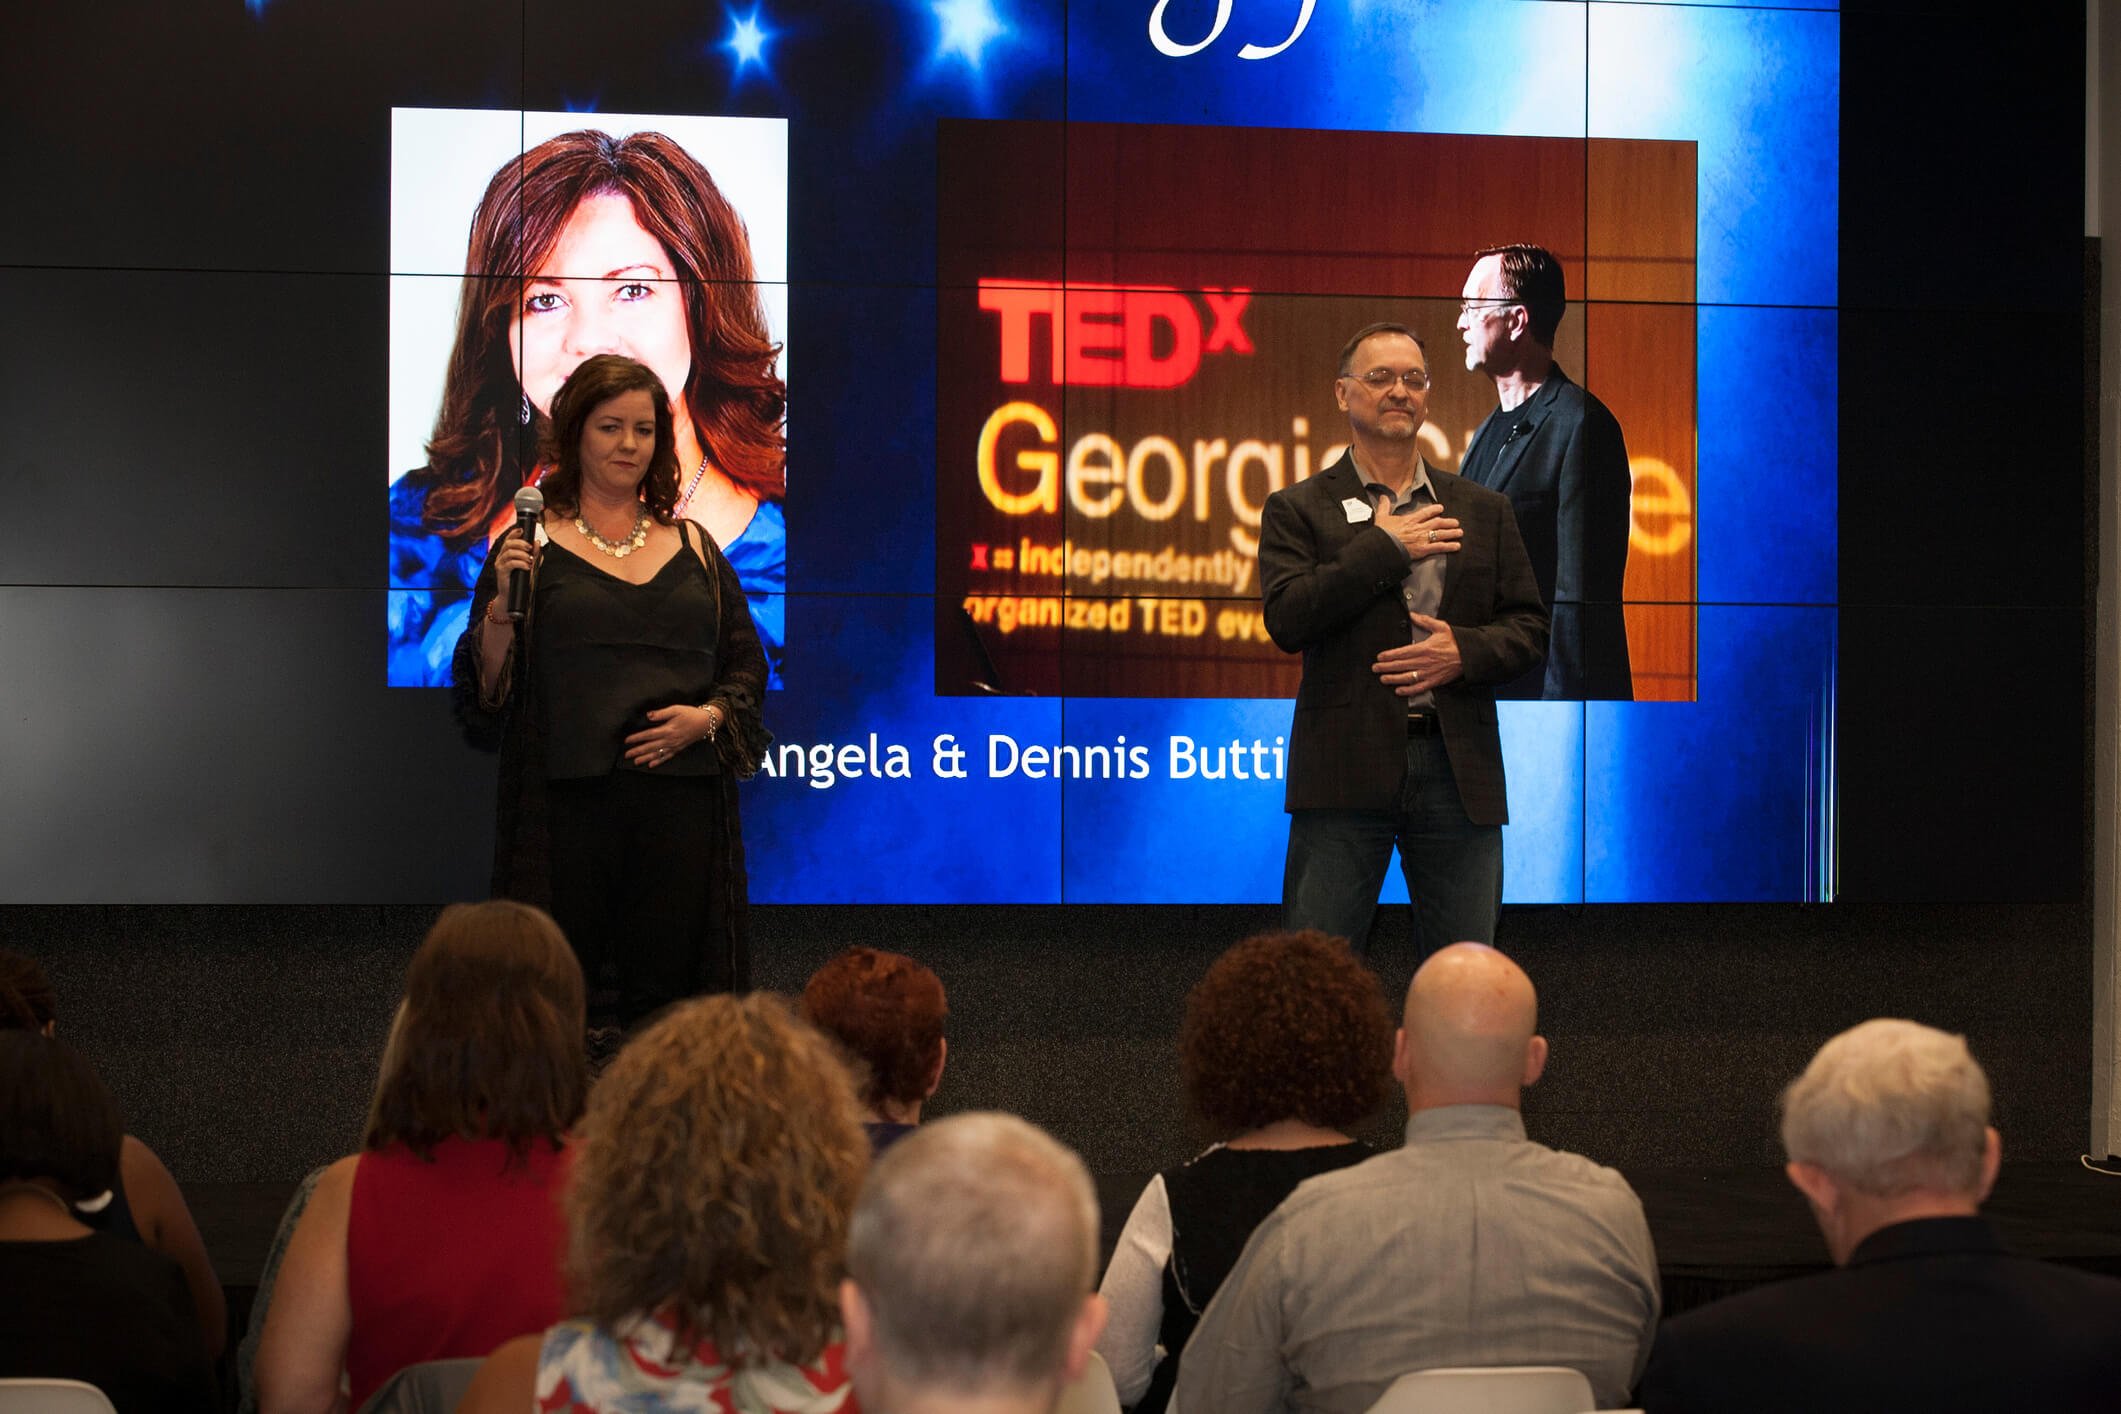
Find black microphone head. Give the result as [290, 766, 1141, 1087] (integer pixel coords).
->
[513, 485, 546, 518]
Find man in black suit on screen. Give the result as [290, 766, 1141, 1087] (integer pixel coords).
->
[1456, 243, 1634, 700]
[1261, 322, 1547, 957]
[1638, 1019, 2121, 1413]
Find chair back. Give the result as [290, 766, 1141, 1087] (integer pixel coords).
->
[1365, 1364, 1596, 1414]
[0, 1379, 120, 1414]
[355, 1357, 485, 1414]
[1054, 1350, 1122, 1414]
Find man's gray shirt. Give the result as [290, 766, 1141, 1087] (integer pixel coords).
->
[1174, 1105, 1660, 1413]
[1359, 461, 1444, 709]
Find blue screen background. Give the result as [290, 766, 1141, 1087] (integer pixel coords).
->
[392, 0, 1842, 905]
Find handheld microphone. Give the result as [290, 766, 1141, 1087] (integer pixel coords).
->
[505, 485, 545, 620]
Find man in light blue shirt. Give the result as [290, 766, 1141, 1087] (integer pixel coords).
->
[1176, 944, 1659, 1413]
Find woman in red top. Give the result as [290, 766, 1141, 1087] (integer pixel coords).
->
[256, 901, 587, 1414]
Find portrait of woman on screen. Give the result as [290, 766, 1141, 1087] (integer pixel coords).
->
[388, 127, 786, 688]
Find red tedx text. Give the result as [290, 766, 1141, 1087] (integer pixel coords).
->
[978, 280, 1253, 389]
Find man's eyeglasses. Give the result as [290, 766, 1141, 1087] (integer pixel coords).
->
[1345, 367, 1432, 392]
[1458, 297, 1522, 318]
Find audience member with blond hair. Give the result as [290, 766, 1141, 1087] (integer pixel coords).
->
[802, 945, 949, 1153]
[1096, 930, 1390, 1411]
[256, 900, 587, 1414]
[1178, 942, 1658, 1412]
[460, 991, 870, 1413]
[1638, 1019, 2121, 1413]
[0, 948, 227, 1360]
[843, 1113, 1106, 1414]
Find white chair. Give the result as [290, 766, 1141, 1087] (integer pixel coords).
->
[0, 1379, 120, 1414]
[1054, 1350, 1122, 1414]
[1364, 1364, 1596, 1414]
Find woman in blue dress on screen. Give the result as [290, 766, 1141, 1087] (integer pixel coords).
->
[389, 128, 785, 687]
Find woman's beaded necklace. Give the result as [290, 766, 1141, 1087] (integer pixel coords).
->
[575, 501, 651, 559]
[571, 447, 706, 557]
[674, 452, 710, 517]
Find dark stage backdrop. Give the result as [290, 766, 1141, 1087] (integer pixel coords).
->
[0, 900, 2093, 1184]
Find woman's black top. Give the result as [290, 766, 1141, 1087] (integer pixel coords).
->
[0, 1232, 218, 1413]
[1141, 1141, 1374, 1414]
[455, 515, 770, 986]
[534, 539, 721, 780]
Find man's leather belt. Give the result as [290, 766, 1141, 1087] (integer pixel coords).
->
[1405, 710, 1443, 738]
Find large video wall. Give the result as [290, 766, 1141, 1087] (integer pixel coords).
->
[7, 1, 1854, 903]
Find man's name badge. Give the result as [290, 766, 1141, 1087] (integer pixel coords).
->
[1342, 497, 1373, 524]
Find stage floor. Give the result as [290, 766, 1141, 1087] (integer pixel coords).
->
[187, 1159, 2121, 1338]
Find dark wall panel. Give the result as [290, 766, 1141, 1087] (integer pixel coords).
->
[0, 588, 491, 902]
[3, 901, 2089, 1184]
[5, 268, 383, 589]
[0, 2, 522, 273]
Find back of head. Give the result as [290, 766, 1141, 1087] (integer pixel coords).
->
[802, 946, 949, 1111]
[364, 900, 587, 1157]
[847, 1112, 1099, 1398]
[1780, 1018, 1991, 1198]
[0, 948, 58, 1032]
[1180, 929, 1392, 1132]
[0, 1030, 122, 1203]
[1475, 243, 1566, 346]
[1401, 943, 1541, 1106]
[566, 992, 868, 1367]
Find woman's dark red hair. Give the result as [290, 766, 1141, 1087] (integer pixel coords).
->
[800, 947, 947, 1109]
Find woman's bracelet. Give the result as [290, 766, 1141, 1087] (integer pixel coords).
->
[484, 599, 514, 626]
[697, 702, 725, 739]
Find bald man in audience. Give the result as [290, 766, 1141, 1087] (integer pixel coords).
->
[1638, 1019, 2121, 1413]
[842, 1112, 1109, 1414]
[1176, 943, 1658, 1413]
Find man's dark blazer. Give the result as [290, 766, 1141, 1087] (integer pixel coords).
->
[1637, 1217, 2121, 1414]
[1259, 452, 1547, 826]
[1461, 366, 1633, 700]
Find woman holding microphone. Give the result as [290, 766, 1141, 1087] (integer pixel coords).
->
[457, 353, 769, 1029]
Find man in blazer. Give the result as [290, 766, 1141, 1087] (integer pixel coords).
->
[1457, 244, 1634, 700]
[1637, 1020, 2121, 1413]
[1260, 322, 1547, 956]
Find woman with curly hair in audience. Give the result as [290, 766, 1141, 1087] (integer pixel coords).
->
[256, 900, 588, 1414]
[801, 946, 948, 1153]
[460, 991, 870, 1413]
[0, 948, 227, 1361]
[1094, 929, 1394, 1412]
[0, 1029, 219, 1412]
